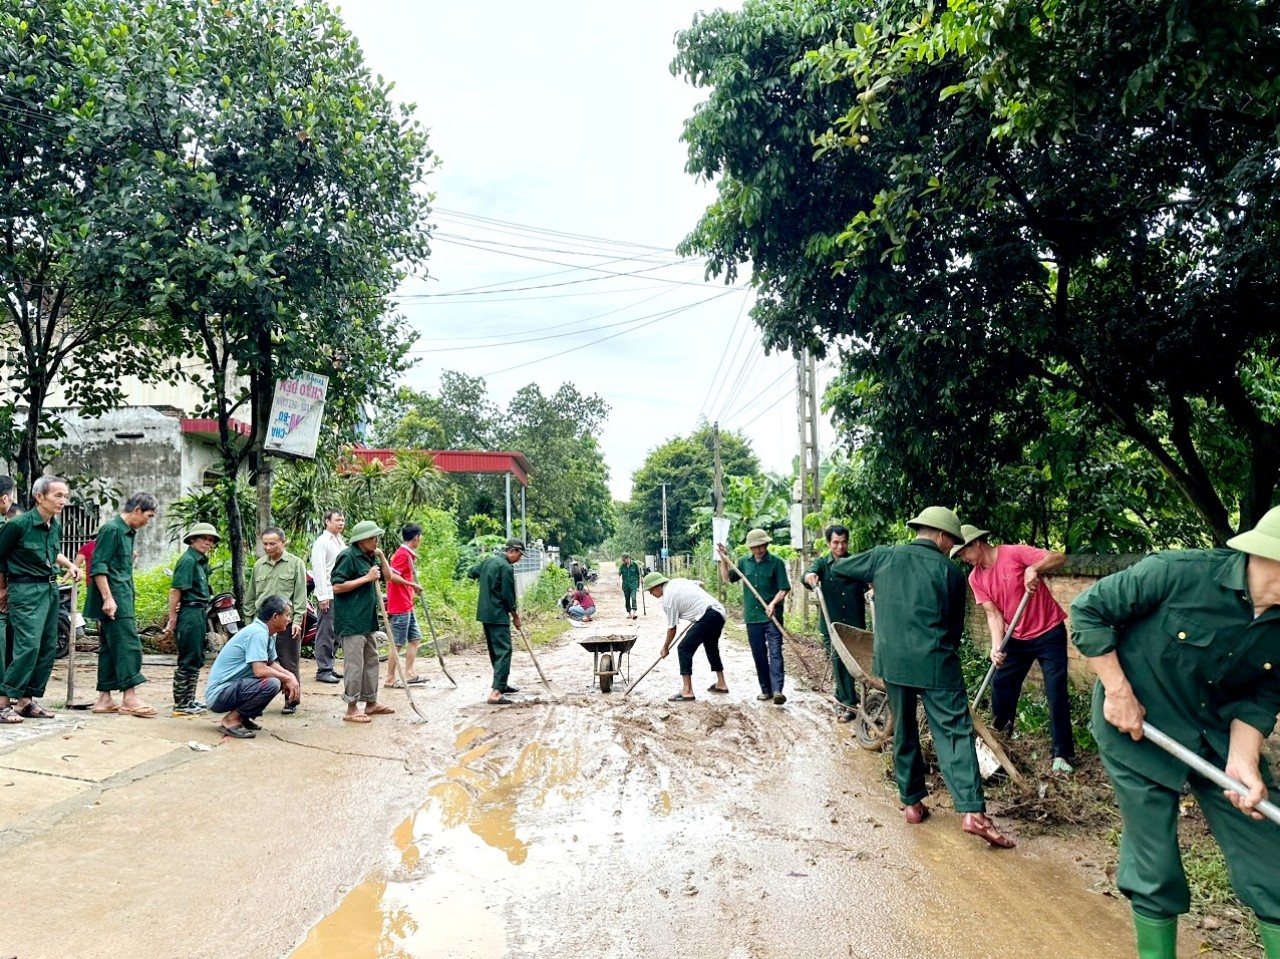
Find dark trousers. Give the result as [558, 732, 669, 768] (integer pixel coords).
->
[314, 604, 337, 673]
[820, 628, 859, 708]
[209, 676, 281, 720]
[273, 628, 302, 705]
[0, 581, 59, 699]
[745, 620, 785, 695]
[676, 609, 725, 677]
[623, 586, 637, 613]
[484, 623, 512, 692]
[96, 616, 146, 693]
[173, 607, 207, 706]
[887, 682, 985, 813]
[991, 623, 1075, 759]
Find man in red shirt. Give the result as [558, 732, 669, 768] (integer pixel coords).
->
[384, 523, 426, 688]
[954, 526, 1075, 773]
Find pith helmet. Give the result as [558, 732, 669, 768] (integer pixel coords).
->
[906, 506, 963, 541]
[642, 571, 670, 591]
[348, 520, 383, 543]
[744, 528, 772, 547]
[183, 522, 221, 545]
[950, 523, 990, 558]
[1226, 507, 1280, 563]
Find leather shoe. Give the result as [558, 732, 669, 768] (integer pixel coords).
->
[903, 801, 929, 825]
[961, 813, 1016, 848]
[315, 671, 340, 684]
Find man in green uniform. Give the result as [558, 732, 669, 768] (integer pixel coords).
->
[243, 527, 308, 715]
[0, 475, 81, 724]
[719, 529, 790, 704]
[469, 538, 524, 706]
[619, 554, 641, 620]
[831, 506, 1015, 848]
[1070, 507, 1280, 959]
[331, 520, 394, 724]
[0, 474, 16, 676]
[162, 523, 219, 716]
[87, 492, 159, 717]
[803, 524, 867, 722]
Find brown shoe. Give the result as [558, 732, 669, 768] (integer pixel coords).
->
[903, 801, 929, 825]
[961, 813, 1015, 848]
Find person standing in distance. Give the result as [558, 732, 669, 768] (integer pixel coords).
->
[469, 539, 524, 705]
[310, 508, 346, 684]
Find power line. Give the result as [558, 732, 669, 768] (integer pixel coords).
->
[700, 295, 753, 420]
[720, 366, 795, 424]
[433, 206, 671, 253]
[409, 287, 677, 342]
[715, 333, 766, 423]
[731, 382, 797, 432]
[432, 231, 679, 265]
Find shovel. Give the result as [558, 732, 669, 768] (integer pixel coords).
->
[623, 621, 693, 697]
[1142, 721, 1280, 826]
[416, 592, 458, 687]
[517, 623, 564, 698]
[373, 552, 428, 722]
[971, 590, 1033, 710]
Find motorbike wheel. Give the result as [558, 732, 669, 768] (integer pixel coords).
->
[56, 612, 71, 659]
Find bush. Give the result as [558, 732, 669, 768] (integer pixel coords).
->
[523, 564, 571, 615]
[132, 559, 181, 631]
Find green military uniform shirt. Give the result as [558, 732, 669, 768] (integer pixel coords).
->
[831, 539, 968, 689]
[171, 546, 212, 604]
[330, 545, 379, 637]
[1070, 548, 1280, 790]
[727, 552, 790, 624]
[84, 515, 136, 621]
[470, 554, 516, 625]
[0, 509, 62, 580]
[620, 562, 641, 591]
[244, 550, 307, 627]
[806, 552, 867, 634]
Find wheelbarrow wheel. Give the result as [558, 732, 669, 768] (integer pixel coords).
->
[598, 652, 614, 693]
[855, 686, 893, 751]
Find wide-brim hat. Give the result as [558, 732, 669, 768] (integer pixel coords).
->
[744, 528, 771, 547]
[906, 506, 963, 541]
[642, 571, 669, 591]
[950, 523, 990, 558]
[348, 520, 383, 542]
[1226, 506, 1280, 562]
[183, 522, 221, 545]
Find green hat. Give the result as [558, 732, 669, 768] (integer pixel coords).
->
[504, 538, 525, 552]
[348, 520, 383, 543]
[1226, 507, 1280, 562]
[950, 523, 990, 558]
[642, 571, 669, 591]
[744, 528, 771, 547]
[183, 522, 221, 544]
[906, 506, 963, 541]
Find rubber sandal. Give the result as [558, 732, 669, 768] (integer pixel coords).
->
[405, 677, 427, 685]
[242, 717, 262, 731]
[365, 704, 395, 716]
[706, 684, 729, 694]
[668, 693, 696, 702]
[217, 724, 255, 739]
[961, 813, 1016, 848]
[488, 696, 514, 705]
[118, 705, 157, 718]
[90, 704, 119, 714]
[384, 680, 405, 689]
[18, 702, 55, 719]
[0, 706, 23, 725]
[343, 713, 372, 723]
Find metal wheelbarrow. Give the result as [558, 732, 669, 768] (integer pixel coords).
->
[830, 622, 894, 750]
[576, 633, 638, 693]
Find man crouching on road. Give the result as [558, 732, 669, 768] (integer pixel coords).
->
[204, 595, 298, 739]
[644, 571, 728, 702]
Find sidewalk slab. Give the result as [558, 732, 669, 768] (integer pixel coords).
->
[0, 769, 93, 828]
[0, 727, 183, 782]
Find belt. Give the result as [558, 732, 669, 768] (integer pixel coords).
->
[7, 574, 57, 584]
[180, 601, 210, 609]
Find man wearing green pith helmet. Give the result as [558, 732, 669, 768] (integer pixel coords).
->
[1071, 506, 1280, 959]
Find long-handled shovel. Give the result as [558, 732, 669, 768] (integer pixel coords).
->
[623, 621, 693, 697]
[1142, 721, 1280, 826]
[733, 566, 826, 691]
[517, 623, 564, 698]
[373, 552, 428, 722]
[416, 592, 457, 687]
[971, 590, 1033, 710]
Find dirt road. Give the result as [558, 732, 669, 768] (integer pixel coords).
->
[3, 565, 1149, 958]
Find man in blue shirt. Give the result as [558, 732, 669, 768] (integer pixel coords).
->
[204, 595, 299, 739]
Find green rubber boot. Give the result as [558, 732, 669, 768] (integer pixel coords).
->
[1259, 919, 1280, 959]
[1133, 910, 1177, 959]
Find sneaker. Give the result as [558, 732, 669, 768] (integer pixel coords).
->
[172, 703, 205, 717]
[773, 692, 787, 705]
[315, 670, 341, 684]
[1052, 757, 1074, 774]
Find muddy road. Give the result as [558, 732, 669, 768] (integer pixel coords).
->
[3, 567, 1142, 959]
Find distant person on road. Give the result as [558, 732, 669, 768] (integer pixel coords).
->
[803, 524, 868, 723]
[565, 586, 596, 624]
[244, 527, 308, 716]
[384, 523, 426, 688]
[204, 595, 299, 739]
[0, 476, 81, 725]
[831, 506, 1016, 849]
[309, 508, 346, 685]
[953, 524, 1075, 774]
[86, 492, 160, 719]
[162, 523, 220, 716]
[719, 528, 790, 705]
[619, 554, 641, 620]
[331, 521, 395, 724]
[643, 571, 728, 702]
[469, 539, 524, 705]
[1070, 507, 1280, 959]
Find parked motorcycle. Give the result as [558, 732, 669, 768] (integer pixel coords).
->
[55, 582, 85, 660]
[206, 592, 242, 652]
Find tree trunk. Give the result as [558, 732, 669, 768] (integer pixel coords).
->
[251, 338, 275, 535]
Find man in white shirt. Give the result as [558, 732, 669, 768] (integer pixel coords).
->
[309, 509, 346, 684]
[643, 571, 728, 702]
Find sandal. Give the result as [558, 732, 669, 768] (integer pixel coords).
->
[384, 680, 405, 689]
[0, 706, 23, 725]
[343, 713, 372, 723]
[365, 704, 395, 716]
[668, 693, 696, 702]
[18, 702, 55, 719]
[487, 696, 514, 706]
[118, 704, 157, 718]
[961, 813, 1016, 849]
[706, 684, 729, 694]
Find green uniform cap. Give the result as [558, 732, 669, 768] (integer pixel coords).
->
[949, 523, 990, 558]
[347, 520, 383, 543]
[182, 522, 221, 544]
[642, 571, 669, 590]
[744, 528, 771, 547]
[1226, 506, 1280, 562]
[906, 506, 963, 541]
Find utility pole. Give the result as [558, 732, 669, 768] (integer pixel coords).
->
[796, 351, 821, 629]
[713, 421, 725, 601]
[661, 482, 670, 574]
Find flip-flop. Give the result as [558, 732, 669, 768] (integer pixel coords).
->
[487, 696, 514, 706]
[384, 680, 405, 689]
[90, 705, 119, 714]
[118, 705, 157, 718]
[343, 713, 372, 723]
[706, 684, 729, 694]
[668, 693, 696, 702]
[365, 704, 395, 716]
[217, 724, 254, 739]
[18, 702, 56, 719]
[405, 677, 427, 685]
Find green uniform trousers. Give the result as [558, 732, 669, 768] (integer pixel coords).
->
[0, 581, 59, 700]
[484, 623, 512, 692]
[623, 586, 638, 614]
[887, 682, 985, 813]
[175, 607, 206, 673]
[0, 608, 9, 674]
[820, 631, 859, 708]
[96, 616, 147, 693]
[1103, 751, 1280, 922]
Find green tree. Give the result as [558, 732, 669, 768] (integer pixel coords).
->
[628, 424, 760, 556]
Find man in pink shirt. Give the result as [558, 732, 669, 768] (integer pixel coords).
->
[384, 523, 426, 688]
[954, 526, 1076, 773]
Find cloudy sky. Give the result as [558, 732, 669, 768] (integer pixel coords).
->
[335, 0, 837, 499]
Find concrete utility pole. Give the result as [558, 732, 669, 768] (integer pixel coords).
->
[661, 482, 670, 573]
[796, 351, 821, 629]
[713, 422, 725, 601]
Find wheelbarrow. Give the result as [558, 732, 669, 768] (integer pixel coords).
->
[577, 633, 638, 693]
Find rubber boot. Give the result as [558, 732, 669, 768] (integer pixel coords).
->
[1259, 919, 1280, 959]
[1132, 910, 1177, 959]
[172, 669, 188, 706]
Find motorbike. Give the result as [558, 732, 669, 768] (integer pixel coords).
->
[55, 582, 85, 660]
[298, 572, 319, 658]
[206, 592, 242, 652]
